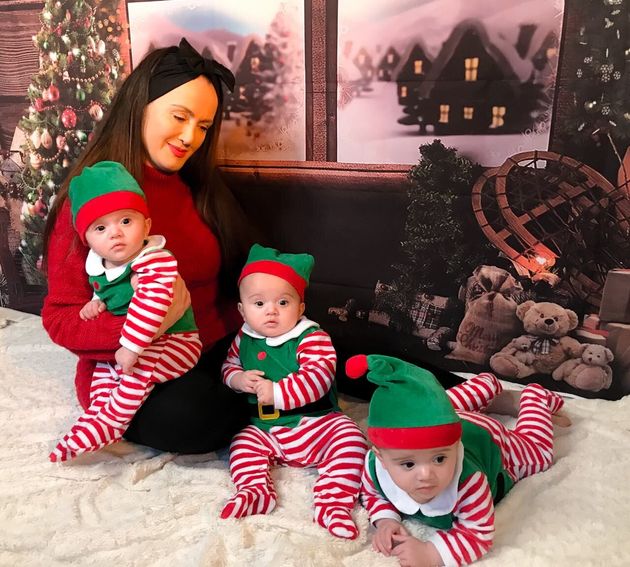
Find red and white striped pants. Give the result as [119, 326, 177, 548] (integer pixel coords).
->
[227, 412, 368, 513]
[50, 332, 201, 461]
[447, 373, 564, 481]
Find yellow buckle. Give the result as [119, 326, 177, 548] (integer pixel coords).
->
[258, 403, 280, 420]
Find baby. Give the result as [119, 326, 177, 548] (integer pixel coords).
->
[220, 244, 368, 539]
[50, 161, 200, 462]
[347, 354, 568, 566]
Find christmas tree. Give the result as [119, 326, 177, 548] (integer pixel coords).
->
[561, 0, 630, 150]
[262, 4, 304, 130]
[18, 0, 124, 285]
[380, 140, 498, 330]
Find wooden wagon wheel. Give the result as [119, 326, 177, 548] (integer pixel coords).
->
[472, 150, 630, 309]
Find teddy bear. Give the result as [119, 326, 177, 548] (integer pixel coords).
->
[501, 336, 536, 366]
[490, 300, 583, 379]
[552, 343, 614, 391]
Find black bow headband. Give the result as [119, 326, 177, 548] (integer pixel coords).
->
[148, 38, 236, 102]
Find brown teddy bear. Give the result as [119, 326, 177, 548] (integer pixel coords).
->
[501, 336, 536, 366]
[490, 301, 583, 379]
[552, 343, 614, 391]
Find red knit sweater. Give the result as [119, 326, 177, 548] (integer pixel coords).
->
[42, 164, 240, 409]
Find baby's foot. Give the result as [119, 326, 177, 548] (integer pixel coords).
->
[49, 437, 77, 462]
[551, 410, 572, 427]
[315, 506, 358, 540]
[220, 486, 276, 519]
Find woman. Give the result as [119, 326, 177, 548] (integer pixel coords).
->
[43, 39, 252, 453]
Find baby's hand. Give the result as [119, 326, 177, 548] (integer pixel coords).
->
[115, 346, 139, 375]
[231, 370, 265, 393]
[79, 299, 106, 321]
[254, 379, 274, 406]
[372, 518, 406, 556]
[391, 533, 442, 567]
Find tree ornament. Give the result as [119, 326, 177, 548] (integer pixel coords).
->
[33, 97, 46, 112]
[62, 158, 70, 168]
[97, 40, 106, 56]
[34, 197, 48, 218]
[47, 84, 60, 101]
[55, 135, 66, 149]
[61, 108, 77, 128]
[584, 100, 598, 113]
[41, 129, 53, 149]
[30, 129, 42, 149]
[88, 103, 103, 121]
[87, 36, 96, 52]
[31, 153, 43, 170]
[76, 86, 86, 102]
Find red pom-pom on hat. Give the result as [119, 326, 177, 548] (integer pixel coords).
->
[345, 355, 368, 379]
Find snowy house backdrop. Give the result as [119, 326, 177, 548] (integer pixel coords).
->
[337, 0, 564, 165]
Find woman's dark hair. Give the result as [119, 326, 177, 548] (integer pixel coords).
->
[43, 46, 252, 293]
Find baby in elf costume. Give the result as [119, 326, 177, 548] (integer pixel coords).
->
[346, 354, 568, 567]
[220, 244, 368, 539]
[49, 161, 201, 462]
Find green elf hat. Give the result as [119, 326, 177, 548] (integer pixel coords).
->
[69, 161, 149, 243]
[346, 354, 462, 450]
[238, 244, 314, 300]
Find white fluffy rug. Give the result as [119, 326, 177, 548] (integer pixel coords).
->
[1, 307, 630, 567]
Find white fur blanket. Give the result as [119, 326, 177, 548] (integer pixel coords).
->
[1, 307, 629, 567]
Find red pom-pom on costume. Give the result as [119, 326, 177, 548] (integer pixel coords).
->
[345, 355, 368, 379]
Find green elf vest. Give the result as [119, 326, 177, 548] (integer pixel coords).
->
[238, 325, 339, 432]
[367, 419, 515, 530]
[89, 258, 196, 334]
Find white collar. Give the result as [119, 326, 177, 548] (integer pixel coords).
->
[241, 316, 318, 346]
[85, 235, 166, 281]
[373, 442, 464, 517]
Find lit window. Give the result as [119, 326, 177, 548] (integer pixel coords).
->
[463, 106, 474, 120]
[388, 53, 394, 64]
[414, 59, 423, 74]
[250, 56, 260, 71]
[239, 86, 246, 100]
[491, 106, 506, 128]
[439, 104, 450, 123]
[465, 57, 479, 81]
[400, 85, 408, 97]
[546, 47, 557, 59]
[358, 53, 365, 64]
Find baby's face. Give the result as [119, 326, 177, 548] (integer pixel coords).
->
[85, 209, 151, 267]
[375, 442, 459, 504]
[238, 272, 305, 338]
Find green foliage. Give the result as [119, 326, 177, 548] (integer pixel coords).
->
[384, 140, 499, 324]
[560, 0, 630, 147]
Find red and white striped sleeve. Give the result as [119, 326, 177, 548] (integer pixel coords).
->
[429, 472, 495, 567]
[360, 453, 402, 524]
[119, 249, 178, 354]
[221, 330, 244, 388]
[273, 330, 336, 410]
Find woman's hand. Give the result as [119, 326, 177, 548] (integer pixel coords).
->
[155, 276, 191, 338]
